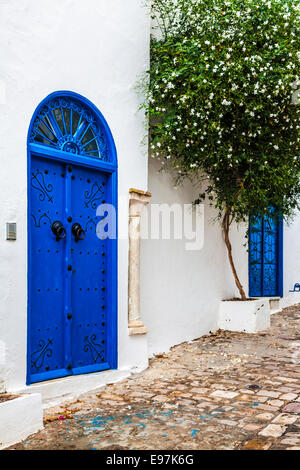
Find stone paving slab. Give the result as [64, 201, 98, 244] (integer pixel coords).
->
[8, 303, 300, 450]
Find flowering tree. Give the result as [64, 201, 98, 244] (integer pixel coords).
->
[144, 0, 300, 300]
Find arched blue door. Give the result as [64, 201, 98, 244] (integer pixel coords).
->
[27, 92, 118, 384]
[249, 210, 283, 298]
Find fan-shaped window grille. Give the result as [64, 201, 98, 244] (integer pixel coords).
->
[29, 96, 109, 161]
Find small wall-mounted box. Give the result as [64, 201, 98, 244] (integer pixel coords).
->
[6, 223, 17, 241]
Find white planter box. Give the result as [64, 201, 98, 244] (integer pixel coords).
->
[0, 393, 43, 449]
[218, 299, 270, 333]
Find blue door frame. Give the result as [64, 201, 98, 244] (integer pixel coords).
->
[249, 211, 283, 298]
[27, 91, 118, 384]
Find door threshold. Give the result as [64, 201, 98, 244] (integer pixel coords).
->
[16, 368, 133, 405]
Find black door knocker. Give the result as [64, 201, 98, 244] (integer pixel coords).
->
[72, 223, 85, 242]
[52, 221, 66, 242]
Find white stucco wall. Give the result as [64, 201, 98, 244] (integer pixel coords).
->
[284, 213, 300, 294]
[141, 158, 300, 356]
[282, 212, 300, 306]
[230, 222, 249, 298]
[0, 0, 150, 393]
[0, 0, 299, 398]
[140, 158, 240, 356]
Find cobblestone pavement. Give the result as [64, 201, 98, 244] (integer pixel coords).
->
[9, 304, 300, 450]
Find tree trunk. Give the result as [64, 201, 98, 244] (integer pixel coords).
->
[222, 210, 247, 301]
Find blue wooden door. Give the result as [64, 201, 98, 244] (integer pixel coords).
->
[70, 165, 109, 375]
[249, 211, 283, 297]
[30, 156, 66, 380]
[27, 92, 117, 384]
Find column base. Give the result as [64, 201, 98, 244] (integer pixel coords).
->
[128, 319, 148, 336]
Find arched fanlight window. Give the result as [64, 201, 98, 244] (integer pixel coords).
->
[29, 95, 111, 161]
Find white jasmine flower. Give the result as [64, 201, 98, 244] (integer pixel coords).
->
[222, 99, 231, 106]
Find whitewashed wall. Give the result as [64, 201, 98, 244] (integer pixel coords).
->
[0, 0, 150, 394]
[283, 212, 300, 306]
[0, 0, 299, 397]
[230, 223, 249, 299]
[141, 158, 237, 356]
[141, 158, 300, 356]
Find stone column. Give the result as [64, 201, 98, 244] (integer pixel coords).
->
[128, 188, 151, 335]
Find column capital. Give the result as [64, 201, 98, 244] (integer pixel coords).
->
[129, 188, 152, 198]
[129, 189, 152, 217]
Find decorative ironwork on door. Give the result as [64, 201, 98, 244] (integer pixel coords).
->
[27, 92, 117, 385]
[249, 210, 283, 298]
[29, 96, 110, 161]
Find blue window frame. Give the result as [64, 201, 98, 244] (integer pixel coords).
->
[249, 209, 283, 298]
